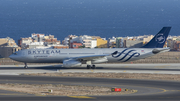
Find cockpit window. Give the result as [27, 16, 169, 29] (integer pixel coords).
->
[13, 53, 17, 55]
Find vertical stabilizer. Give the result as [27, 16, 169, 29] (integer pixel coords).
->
[141, 27, 171, 48]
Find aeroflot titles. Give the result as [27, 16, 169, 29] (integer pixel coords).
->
[28, 50, 61, 54]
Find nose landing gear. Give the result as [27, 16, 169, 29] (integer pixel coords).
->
[24, 63, 28, 69]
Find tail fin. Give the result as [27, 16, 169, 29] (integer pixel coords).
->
[141, 27, 171, 48]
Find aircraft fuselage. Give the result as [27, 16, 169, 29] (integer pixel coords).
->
[9, 48, 155, 63]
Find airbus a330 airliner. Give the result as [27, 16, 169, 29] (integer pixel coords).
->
[9, 27, 171, 69]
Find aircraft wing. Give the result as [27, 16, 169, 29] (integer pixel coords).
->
[62, 54, 110, 67]
[72, 54, 110, 61]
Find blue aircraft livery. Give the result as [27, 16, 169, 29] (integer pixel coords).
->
[112, 49, 140, 62]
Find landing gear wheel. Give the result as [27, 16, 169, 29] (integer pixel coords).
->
[24, 63, 28, 69]
[91, 65, 96, 69]
[87, 65, 91, 69]
[24, 66, 28, 69]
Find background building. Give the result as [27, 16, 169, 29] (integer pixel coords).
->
[96, 38, 107, 48]
[70, 42, 83, 49]
[83, 39, 97, 48]
[124, 40, 144, 48]
[53, 45, 69, 49]
[0, 37, 21, 58]
[18, 33, 64, 49]
[107, 37, 116, 48]
[143, 35, 154, 44]
[116, 37, 124, 48]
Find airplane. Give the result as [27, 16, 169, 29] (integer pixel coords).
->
[9, 27, 171, 69]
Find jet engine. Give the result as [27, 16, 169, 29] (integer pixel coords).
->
[92, 57, 108, 64]
[63, 59, 82, 67]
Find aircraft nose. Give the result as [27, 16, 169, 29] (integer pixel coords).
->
[9, 53, 24, 62]
[9, 54, 14, 59]
[9, 54, 18, 60]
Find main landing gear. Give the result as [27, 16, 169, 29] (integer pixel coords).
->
[87, 65, 96, 69]
[24, 63, 28, 69]
[86, 61, 96, 69]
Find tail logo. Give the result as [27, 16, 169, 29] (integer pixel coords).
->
[155, 33, 165, 44]
[112, 49, 140, 62]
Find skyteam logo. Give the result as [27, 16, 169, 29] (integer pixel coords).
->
[112, 49, 140, 62]
[155, 33, 165, 44]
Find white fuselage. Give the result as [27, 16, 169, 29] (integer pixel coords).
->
[9, 48, 155, 63]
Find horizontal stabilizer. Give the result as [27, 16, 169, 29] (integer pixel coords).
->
[152, 48, 170, 54]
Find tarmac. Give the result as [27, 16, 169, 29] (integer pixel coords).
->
[0, 75, 180, 101]
[0, 64, 180, 101]
[0, 63, 180, 75]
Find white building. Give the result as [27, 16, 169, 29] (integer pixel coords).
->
[31, 33, 45, 42]
[83, 39, 97, 48]
[20, 37, 33, 49]
[62, 35, 79, 45]
[62, 37, 70, 45]
[91, 40, 97, 48]
[62, 35, 100, 48]
[28, 42, 44, 49]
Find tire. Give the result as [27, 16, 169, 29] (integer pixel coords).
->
[91, 65, 96, 69]
[87, 65, 91, 69]
[24, 66, 28, 69]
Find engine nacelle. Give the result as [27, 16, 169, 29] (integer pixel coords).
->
[63, 60, 82, 67]
[92, 57, 108, 64]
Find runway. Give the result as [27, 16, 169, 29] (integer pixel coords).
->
[0, 64, 180, 100]
[0, 63, 180, 75]
[0, 75, 180, 101]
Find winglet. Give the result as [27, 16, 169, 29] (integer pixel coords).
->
[141, 27, 171, 48]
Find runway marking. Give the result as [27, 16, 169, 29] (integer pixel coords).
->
[123, 71, 126, 72]
[35, 94, 47, 96]
[155, 65, 171, 68]
[91, 70, 94, 72]
[124, 66, 129, 68]
[143, 86, 168, 95]
[15, 65, 19, 67]
[68, 96, 95, 99]
[155, 71, 160, 73]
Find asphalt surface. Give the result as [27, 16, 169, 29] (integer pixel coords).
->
[1, 63, 180, 74]
[0, 75, 180, 101]
[0, 64, 180, 101]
